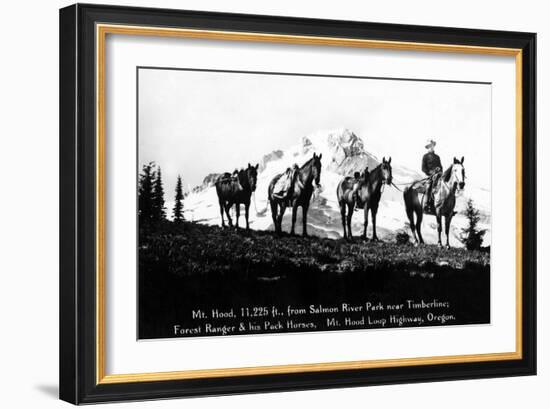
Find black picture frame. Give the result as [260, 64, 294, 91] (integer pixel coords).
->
[60, 3, 536, 404]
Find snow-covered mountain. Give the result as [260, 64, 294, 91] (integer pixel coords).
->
[184, 129, 491, 247]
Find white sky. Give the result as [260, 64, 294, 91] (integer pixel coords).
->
[138, 68, 491, 197]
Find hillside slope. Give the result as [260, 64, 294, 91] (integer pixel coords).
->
[138, 222, 490, 339]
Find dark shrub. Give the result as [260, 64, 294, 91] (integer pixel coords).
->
[395, 223, 411, 245]
[460, 199, 486, 251]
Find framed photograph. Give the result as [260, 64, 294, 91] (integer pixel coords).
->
[59, 4, 536, 404]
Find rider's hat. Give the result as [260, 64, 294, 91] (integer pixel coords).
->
[425, 139, 436, 149]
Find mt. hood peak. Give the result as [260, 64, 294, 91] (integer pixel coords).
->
[301, 128, 379, 175]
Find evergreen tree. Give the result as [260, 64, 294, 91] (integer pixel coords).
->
[173, 175, 184, 223]
[152, 165, 166, 222]
[460, 199, 486, 251]
[138, 162, 155, 226]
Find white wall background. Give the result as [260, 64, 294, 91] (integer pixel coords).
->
[0, 0, 546, 407]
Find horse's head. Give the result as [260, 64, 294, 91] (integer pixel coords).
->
[451, 156, 466, 190]
[311, 153, 322, 188]
[381, 157, 393, 185]
[245, 163, 259, 192]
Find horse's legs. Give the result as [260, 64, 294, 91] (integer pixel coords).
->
[235, 203, 241, 229]
[290, 203, 298, 235]
[339, 202, 347, 239]
[405, 198, 417, 243]
[436, 213, 443, 247]
[415, 209, 424, 244]
[371, 206, 379, 242]
[302, 204, 309, 237]
[224, 202, 233, 227]
[219, 200, 226, 228]
[408, 215, 418, 243]
[270, 200, 278, 233]
[362, 206, 369, 240]
[346, 203, 354, 239]
[444, 215, 453, 249]
[277, 203, 287, 234]
[244, 202, 250, 230]
[408, 219, 418, 243]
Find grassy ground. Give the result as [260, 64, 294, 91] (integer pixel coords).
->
[138, 222, 490, 339]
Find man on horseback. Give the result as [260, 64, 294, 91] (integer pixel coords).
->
[422, 139, 442, 214]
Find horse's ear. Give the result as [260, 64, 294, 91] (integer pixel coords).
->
[318, 153, 322, 159]
[382, 156, 385, 163]
[312, 153, 317, 159]
[255, 163, 259, 170]
[453, 157, 458, 164]
[388, 157, 392, 164]
[460, 156, 464, 164]
[248, 162, 251, 168]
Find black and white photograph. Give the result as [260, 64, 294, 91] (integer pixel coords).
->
[137, 67, 491, 340]
[51, 2, 538, 406]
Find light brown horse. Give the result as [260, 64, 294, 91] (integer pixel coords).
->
[403, 157, 466, 248]
[337, 157, 393, 240]
[268, 153, 322, 236]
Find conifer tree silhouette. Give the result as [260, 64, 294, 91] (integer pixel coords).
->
[138, 162, 155, 226]
[460, 199, 486, 251]
[173, 175, 184, 223]
[152, 166, 166, 222]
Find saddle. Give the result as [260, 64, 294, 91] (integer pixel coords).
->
[422, 173, 442, 215]
[272, 165, 300, 201]
[218, 172, 243, 191]
[351, 172, 365, 210]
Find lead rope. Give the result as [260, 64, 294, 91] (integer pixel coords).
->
[391, 181, 403, 192]
[390, 176, 431, 192]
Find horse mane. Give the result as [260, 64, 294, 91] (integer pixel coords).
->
[300, 157, 314, 170]
[442, 165, 453, 182]
[236, 168, 250, 189]
[367, 164, 382, 184]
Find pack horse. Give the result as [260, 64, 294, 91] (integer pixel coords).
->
[268, 153, 323, 236]
[215, 163, 259, 229]
[336, 157, 393, 240]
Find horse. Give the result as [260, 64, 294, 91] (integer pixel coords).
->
[403, 157, 466, 248]
[215, 163, 258, 229]
[267, 153, 322, 236]
[336, 157, 393, 241]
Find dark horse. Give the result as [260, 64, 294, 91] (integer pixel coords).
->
[215, 163, 259, 229]
[267, 153, 322, 236]
[336, 157, 393, 240]
[403, 157, 466, 248]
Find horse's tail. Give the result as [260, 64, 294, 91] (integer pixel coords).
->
[214, 179, 224, 202]
[403, 184, 422, 221]
[336, 180, 344, 204]
[253, 179, 278, 217]
[403, 185, 413, 215]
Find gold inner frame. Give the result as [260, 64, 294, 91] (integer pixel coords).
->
[95, 23, 523, 385]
